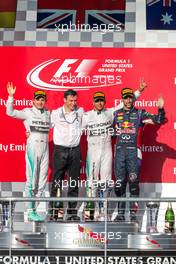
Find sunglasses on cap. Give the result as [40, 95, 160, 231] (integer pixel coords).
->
[94, 98, 105, 103]
[122, 95, 133, 99]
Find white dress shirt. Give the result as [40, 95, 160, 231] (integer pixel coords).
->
[51, 106, 84, 147]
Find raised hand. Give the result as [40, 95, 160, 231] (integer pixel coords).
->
[7, 82, 16, 96]
[138, 77, 147, 92]
[157, 96, 164, 109]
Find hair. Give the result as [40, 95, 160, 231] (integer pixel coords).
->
[64, 89, 77, 99]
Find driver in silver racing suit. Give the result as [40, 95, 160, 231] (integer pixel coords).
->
[82, 79, 147, 220]
[6, 82, 50, 222]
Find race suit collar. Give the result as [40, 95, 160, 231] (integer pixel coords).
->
[123, 106, 135, 113]
[63, 105, 78, 115]
[32, 105, 45, 114]
[93, 108, 105, 115]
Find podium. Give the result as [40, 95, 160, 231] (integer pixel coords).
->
[0, 222, 176, 250]
[45, 222, 138, 249]
[0, 222, 137, 249]
[128, 233, 176, 249]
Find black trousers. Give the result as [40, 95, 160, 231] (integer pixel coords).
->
[51, 144, 81, 215]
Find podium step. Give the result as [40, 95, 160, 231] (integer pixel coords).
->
[0, 224, 175, 250]
[45, 221, 138, 249]
[128, 233, 176, 250]
[0, 232, 46, 248]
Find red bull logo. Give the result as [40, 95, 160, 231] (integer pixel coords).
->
[121, 121, 134, 128]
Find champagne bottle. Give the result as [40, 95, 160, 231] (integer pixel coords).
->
[85, 201, 95, 221]
[98, 188, 105, 221]
[84, 187, 94, 221]
[164, 202, 175, 233]
[54, 189, 64, 220]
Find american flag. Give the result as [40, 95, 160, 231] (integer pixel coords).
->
[37, 0, 126, 30]
[146, 0, 176, 29]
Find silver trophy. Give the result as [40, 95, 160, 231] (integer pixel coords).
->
[0, 202, 15, 231]
[97, 187, 105, 221]
[146, 202, 159, 233]
[97, 182, 112, 221]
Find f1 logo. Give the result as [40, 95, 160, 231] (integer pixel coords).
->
[53, 59, 97, 78]
[27, 57, 121, 91]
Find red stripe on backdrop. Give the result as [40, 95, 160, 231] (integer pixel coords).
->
[0, 0, 17, 12]
[37, 0, 125, 10]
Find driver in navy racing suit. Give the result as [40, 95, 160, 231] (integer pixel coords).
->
[113, 87, 165, 222]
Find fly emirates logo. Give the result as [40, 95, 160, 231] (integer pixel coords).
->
[27, 59, 122, 91]
[0, 143, 25, 152]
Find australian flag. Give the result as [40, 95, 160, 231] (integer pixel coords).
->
[37, 0, 126, 30]
[146, 0, 176, 29]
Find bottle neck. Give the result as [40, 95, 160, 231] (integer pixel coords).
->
[56, 189, 61, 197]
[168, 202, 172, 209]
[87, 187, 92, 198]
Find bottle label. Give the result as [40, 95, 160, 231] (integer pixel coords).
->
[98, 215, 105, 221]
[165, 221, 174, 233]
[58, 209, 64, 219]
[84, 210, 91, 220]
